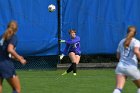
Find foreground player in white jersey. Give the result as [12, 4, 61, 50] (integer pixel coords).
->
[113, 26, 140, 93]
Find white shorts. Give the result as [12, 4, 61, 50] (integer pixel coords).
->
[115, 66, 140, 80]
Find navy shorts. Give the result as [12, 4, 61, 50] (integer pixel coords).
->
[68, 51, 81, 56]
[0, 60, 16, 79]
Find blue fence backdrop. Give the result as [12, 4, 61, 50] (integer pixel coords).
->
[61, 0, 140, 54]
[0, 0, 58, 56]
[0, 0, 140, 56]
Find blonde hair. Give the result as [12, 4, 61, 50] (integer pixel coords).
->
[2, 28, 15, 40]
[7, 20, 18, 32]
[124, 26, 136, 48]
[2, 21, 18, 41]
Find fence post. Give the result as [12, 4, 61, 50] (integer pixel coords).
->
[57, 0, 62, 63]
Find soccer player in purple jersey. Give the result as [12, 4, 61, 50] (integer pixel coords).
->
[61, 29, 81, 76]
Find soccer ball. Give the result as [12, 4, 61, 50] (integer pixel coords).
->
[48, 4, 56, 12]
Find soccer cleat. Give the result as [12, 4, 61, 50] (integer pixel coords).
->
[61, 71, 67, 75]
[73, 73, 77, 76]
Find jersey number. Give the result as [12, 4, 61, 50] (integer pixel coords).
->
[73, 42, 80, 48]
[123, 48, 131, 57]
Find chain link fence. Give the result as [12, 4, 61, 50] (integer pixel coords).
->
[13, 56, 58, 70]
[12, 54, 118, 70]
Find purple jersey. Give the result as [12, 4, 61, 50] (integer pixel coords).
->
[63, 36, 81, 55]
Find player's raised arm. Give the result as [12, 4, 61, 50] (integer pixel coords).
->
[8, 43, 26, 65]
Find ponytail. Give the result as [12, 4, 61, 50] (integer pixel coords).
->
[2, 21, 18, 41]
[124, 26, 136, 48]
[2, 28, 15, 41]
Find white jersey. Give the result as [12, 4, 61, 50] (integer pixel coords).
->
[117, 38, 140, 68]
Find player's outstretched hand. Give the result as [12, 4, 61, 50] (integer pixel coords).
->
[19, 56, 27, 65]
[60, 39, 66, 43]
[60, 54, 64, 60]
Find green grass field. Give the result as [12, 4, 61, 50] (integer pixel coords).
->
[2, 69, 137, 93]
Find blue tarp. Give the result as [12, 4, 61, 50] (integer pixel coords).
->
[1, 0, 140, 56]
[62, 0, 140, 54]
[0, 0, 58, 56]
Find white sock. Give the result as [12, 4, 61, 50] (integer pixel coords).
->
[113, 89, 121, 93]
[137, 88, 140, 93]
